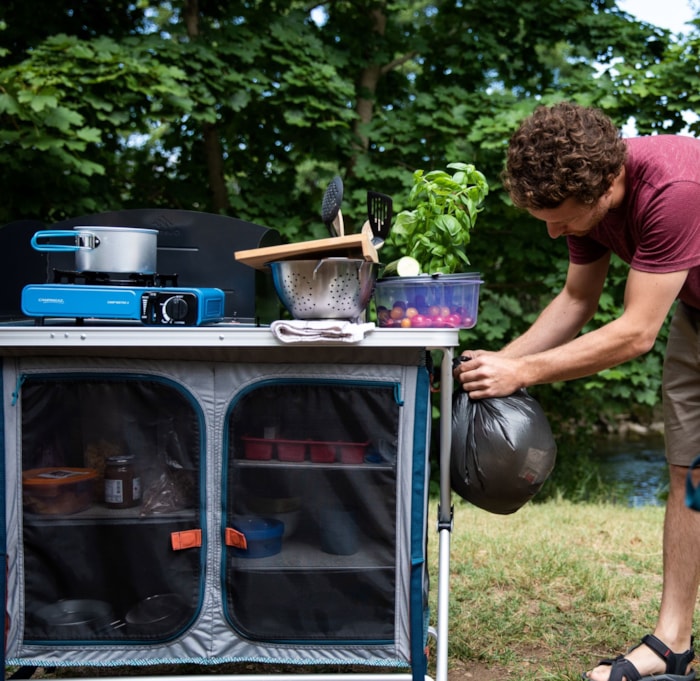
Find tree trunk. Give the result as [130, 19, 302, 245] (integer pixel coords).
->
[353, 7, 386, 154]
[183, 0, 230, 212]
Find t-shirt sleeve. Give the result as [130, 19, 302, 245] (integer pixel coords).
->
[630, 181, 700, 272]
[568, 180, 700, 273]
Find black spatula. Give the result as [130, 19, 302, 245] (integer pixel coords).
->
[367, 191, 393, 248]
[321, 176, 344, 237]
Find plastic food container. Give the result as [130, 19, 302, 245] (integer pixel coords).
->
[309, 442, 336, 463]
[22, 467, 98, 515]
[338, 441, 370, 464]
[276, 439, 307, 462]
[242, 436, 274, 460]
[374, 273, 482, 329]
[231, 517, 284, 558]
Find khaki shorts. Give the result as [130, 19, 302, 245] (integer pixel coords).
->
[663, 302, 700, 466]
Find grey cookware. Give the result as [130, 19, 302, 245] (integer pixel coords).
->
[31, 226, 158, 273]
[125, 593, 188, 636]
[36, 599, 116, 636]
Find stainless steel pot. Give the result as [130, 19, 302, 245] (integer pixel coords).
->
[31, 226, 158, 273]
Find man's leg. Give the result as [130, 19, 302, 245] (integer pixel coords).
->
[587, 465, 698, 680]
[586, 303, 699, 681]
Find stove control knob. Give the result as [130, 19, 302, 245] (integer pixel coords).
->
[163, 295, 189, 321]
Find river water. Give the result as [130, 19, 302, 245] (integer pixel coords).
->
[590, 437, 668, 507]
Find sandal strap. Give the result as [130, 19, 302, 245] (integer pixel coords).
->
[607, 656, 642, 681]
[641, 634, 695, 675]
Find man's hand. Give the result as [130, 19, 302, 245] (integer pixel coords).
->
[453, 351, 525, 399]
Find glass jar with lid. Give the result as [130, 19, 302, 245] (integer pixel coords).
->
[104, 455, 142, 509]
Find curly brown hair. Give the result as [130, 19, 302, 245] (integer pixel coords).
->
[502, 101, 627, 210]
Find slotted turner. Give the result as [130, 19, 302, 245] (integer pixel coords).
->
[367, 191, 393, 248]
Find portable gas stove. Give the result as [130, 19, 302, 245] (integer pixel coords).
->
[21, 270, 226, 326]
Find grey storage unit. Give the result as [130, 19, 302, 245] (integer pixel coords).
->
[0, 326, 458, 681]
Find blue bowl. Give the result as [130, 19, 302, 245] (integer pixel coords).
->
[231, 517, 284, 558]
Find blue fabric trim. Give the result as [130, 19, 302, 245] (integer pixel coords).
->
[409, 365, 430, 681]
[0, 361, 6, 670]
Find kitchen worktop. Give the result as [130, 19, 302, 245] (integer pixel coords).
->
[0, 320, 461, 360]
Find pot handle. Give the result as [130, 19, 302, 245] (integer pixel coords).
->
[31, 230, 95, 252]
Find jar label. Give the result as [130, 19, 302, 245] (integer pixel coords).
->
[105, 478, 124, 504]
[132, 476, 142, 502]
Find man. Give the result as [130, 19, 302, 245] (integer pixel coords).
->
[454, 101, 700, 681]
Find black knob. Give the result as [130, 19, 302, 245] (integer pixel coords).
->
[164, 296, 189, 321]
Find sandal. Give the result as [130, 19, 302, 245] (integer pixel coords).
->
[582, 634, 696, 681]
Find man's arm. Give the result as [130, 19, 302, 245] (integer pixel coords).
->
[456, 260, 687, 398]
[499, 255, 610, 359]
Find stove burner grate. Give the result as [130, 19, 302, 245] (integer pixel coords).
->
[51, 270, 178, 287]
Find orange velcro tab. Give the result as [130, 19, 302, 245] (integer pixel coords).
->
[171, 529, 202, 551]
[225, 527, 248, 550]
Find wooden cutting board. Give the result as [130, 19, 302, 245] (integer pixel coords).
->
[234, 232, 378, 270]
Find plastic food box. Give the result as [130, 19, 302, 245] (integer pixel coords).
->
[22, 467, 98, 515]
[373, 273, 483, 329]
[241, 437, 370, 463]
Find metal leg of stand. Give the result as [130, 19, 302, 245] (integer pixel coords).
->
[434, 347, 454, 681]
[435, 527, 452, 681]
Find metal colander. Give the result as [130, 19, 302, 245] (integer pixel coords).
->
[269, 258, 379, 320]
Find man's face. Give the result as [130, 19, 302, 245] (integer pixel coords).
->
[527, 194, 611, 239]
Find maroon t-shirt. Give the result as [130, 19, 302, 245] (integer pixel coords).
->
[567, 135, 700, 309]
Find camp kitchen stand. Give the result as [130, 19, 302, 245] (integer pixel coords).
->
[0, 213, 461, 681]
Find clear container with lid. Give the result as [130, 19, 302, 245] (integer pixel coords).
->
[104, 455, 142, 509]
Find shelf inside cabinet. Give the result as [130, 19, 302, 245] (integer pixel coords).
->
[234, 459, 395, 471]
[23, 505, 198, 525]
[228, 536, 394, 572]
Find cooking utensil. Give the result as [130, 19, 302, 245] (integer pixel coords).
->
[125, 593, 188, 636]
[30, 226, 158, 273]
[234, 232, 378, 270]
[268, 258, 379, 320]
[367, 191, 393, 248]
[334, 209, 345, 238]
[36, 599, 116, 636]
[321, 176, 344, 237]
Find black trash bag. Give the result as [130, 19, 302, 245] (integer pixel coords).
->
[450, 389, 557, 515]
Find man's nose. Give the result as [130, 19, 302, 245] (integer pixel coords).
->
[546, 222, 566, 239]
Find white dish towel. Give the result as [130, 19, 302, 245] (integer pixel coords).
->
[270, 320, 375, 344]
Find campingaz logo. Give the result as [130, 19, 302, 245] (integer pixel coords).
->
[38, 297, 64, 305]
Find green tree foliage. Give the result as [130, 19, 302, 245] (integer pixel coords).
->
[0, 0, 698, 435]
